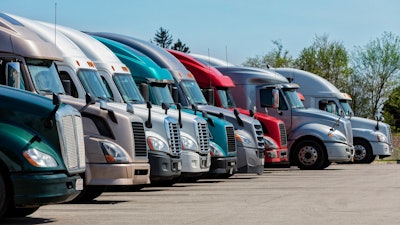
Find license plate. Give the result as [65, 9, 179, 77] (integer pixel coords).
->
[75, 178, 84, 191]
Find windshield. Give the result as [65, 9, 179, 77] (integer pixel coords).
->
[217, 88, 236, 108]
[149, 83, 175, 106]
[282, 89, 305, 109]
[28, 59, 65, 95]
[180, 80, 208, 105]
[113, 73, 145, 104]
[77, 69, 112, 101]
[339, 99, 354, 116]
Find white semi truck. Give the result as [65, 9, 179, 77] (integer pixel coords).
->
[273, 68, 393, 163]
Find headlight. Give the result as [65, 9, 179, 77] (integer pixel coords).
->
[264, 136, 278, 149]
[181, 135, 198, 151]
[235, 133, 253, 146]
[147, 136, 169, 153]
[329, 131, 347, 143]
[23, 148, 58, 167]
[377, 133, 387, 142]
[101, 141, 130, 163]
[210, 141, 224, 157]
[266, 150, 278, 159]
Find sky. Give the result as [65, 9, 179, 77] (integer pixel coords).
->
[1, 0, 400, 65]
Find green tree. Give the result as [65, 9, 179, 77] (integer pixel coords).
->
[295, 34, 352, 90]
[242, 40, 294, 68]
[383, 86, 400, 131]
[153, 27, 173, 48]
[350, 32, 400, 118]
[171, 39, 190, 53]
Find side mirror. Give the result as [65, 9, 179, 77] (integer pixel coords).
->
[139, 83, 149, 102]
[260, 88, 279, 109]
[272, 89, 279, 109]
[6, 62, 21, 89]
[172, 86, 179, 104]
[86, 93, 96, 105]
[202, 88, 214, 105]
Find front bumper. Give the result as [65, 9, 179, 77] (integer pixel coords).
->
[11, 172, 82, 207]
[237, 146, 264, 175]
[209, 156, 237, 175]
[149, 151, 181, 181]
[326, 142, 354, 162]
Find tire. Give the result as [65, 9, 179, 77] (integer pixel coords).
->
[70, 186, 105, 203]
[0, 173, 11, 218]
[5, 206, 40, 217]
[353, 139, 374, 164]
[294, 140, 326, 170]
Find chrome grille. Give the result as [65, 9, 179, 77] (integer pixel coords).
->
[132, 122, 147, 157]
[166, 118, 181, 156]
[279, 122, 288, 146]
[195, 119, 210, 154]
[386, 124, 392, 145]
[57, 107, 86, 174]
[225, 126, 236, 153]
[254, 123, 265, 150]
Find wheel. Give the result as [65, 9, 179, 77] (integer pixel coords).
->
[294, 140, 326, 170]
[353, 139, 374, 164]
[70, 186, 106, 203]
[5, 206, 39, 217]
[0, 173, 11, 218]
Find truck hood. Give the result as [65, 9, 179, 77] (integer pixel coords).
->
[350, 116, 389, 132]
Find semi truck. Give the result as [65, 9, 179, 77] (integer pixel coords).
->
[214, 66, 354, 169]
[0, 85, 85, 218]
[167, 50, 289, 167]
[18, 17, 184, 185]
[273, 68, 393, 163]
[49, 25, 214, 182]
[2, 13, 150, 201]
[91, 36, 237, 178]
[90, 33, 265, 175]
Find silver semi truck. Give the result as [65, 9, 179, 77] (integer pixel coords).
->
[273, 68, 393, 163]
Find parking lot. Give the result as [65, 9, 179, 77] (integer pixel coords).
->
[2, 163, 399, 225]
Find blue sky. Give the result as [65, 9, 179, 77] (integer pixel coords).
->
[1, 0, 399, 65]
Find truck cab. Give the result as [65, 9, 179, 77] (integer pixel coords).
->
[274, 68, 393, 163]
[90, 33, 265, 175]
[2, 13, 150, 201]
[168, 50, 289, 167]
[215, 66, 354, 169]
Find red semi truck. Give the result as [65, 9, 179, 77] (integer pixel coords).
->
[168, 50, 288, 166]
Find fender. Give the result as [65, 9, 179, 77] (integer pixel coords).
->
[0, 123, 64, 173]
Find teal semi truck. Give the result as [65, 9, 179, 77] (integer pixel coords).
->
[2, 13, 150, 201]
[92, 35, 240, 177]
[0, 85, 86, 218]
[90, 33, 265, 175]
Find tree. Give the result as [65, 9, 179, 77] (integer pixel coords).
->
[295, 34, 352, 90]
[171, 39, 190, 53]
[153, 27, 173, 48]
[383, 86, 400, 131]
[350, 32, 400, 118]
[243, 40, 294, 68]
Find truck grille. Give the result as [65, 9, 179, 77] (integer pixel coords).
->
[226, 126, 236, 153]
[385, 124, 393, 145]
[166, 118, 182, 156]
[195, 119, 210, 154]
[57, 108, 86, 174]
[279, 122, 288, 146]
[254, 123, 265, 150]
[132, 122, 148, 157]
